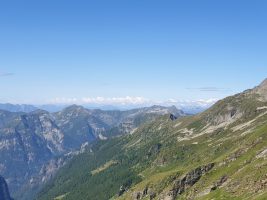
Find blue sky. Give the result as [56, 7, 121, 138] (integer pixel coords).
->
[0, 0, 266, 105]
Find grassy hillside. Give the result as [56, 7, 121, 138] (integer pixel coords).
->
[37, 82, 267, 200]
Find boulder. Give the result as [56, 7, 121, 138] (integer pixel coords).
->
[170, 114, 177, 121]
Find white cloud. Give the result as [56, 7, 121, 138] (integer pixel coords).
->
[48, 96, 219, 112]
[49, 96, 150, 105]
[197, 98, 218, 104]
[81, 96, 150, 105]
[50, 97, 78, 104]
[163, 98, 218, 107]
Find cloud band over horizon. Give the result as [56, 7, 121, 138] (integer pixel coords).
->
[48, 96, 218, 107]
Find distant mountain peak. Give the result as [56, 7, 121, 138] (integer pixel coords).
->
[29, 109, 50, 115]
[62, 104, 86, 112]
[0, 103, 38, 113]
[66, 104, 83, 109]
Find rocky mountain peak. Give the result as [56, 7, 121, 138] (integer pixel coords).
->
[258, 78, 267, 89]
[253, 78, 267, 101]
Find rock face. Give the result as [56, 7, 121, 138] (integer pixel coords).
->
[0, 176, 13, 200]
[165, 163, 214, 200]
[131, 163, 215, 200]
[169, 114, 177, 121]
[0, 110, 65, 197]
[210, 175, 228, 191]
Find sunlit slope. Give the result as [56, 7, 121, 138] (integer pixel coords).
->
[37, 79, 267, 200]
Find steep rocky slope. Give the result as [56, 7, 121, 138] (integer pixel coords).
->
[37, 79, 267, 200]
[0, 110, 57, 196]
[0, 176, 13, 200]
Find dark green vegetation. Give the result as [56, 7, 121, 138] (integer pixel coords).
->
[37, 79, 267, 200]
[38, 138, 141, 200]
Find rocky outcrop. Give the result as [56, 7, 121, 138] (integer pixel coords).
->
[0, 176, 13, 200]
[131, 187, 156, 200]
[170, 114, 177, 121]
[164, 163, 214, 200]
[118, 185, 127, 196]
[132, 191, 142, 200]
[130, 164, 214, 200]
[210, 175, 228, 191]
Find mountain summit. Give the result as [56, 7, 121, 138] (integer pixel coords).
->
[259, 78, 267, 88]
[253, 78, 267, 101]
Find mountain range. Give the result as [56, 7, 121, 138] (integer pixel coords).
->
[0, 101, 212, 115]
[0, 104, 38, 113]
[35, 79, 267, 200]
[0, 105, 184, 199]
